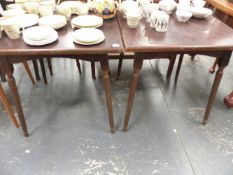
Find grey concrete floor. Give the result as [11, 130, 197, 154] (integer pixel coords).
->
[0, 55, 233, 175]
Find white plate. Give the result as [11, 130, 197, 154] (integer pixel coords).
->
[73, 28, 105, 43]
[23, 30, 58, 46]
[23, 26, 55, 41]
[39, 15, 67, 30]
[10, 14, 39, 28]
[72, 22, 103, 29]
[190, 7, 212, 18]
[74, 34, 105, 45]
[1, 9, 25, 17]
[71, 15, 103, 28]
[6, 3, 23, 10]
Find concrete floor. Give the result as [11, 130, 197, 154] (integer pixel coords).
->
[0, 55, 233, 175]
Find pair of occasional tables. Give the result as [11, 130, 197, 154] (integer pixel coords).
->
[0, 10, 233, 137]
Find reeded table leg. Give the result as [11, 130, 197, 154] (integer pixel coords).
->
[203, 54, 230, 125]
[123, 58, 143, 131]
[39, 59, 47, 84]
[32, 59, 40, 81]
[47, 58, 53, 76]
[116, 54, 123, 80]
[6, 72, 28, 136]
[166, 55, 176, 79]
[91, 61, 96, 80]
[175, 54, 184, 81]
[100, 57, 114, 133]
[76, 59, 82, 74]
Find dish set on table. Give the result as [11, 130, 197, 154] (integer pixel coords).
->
[73, 28, 105, 45]
[71, 15, 105, 45]
[22, 26, 58, 46]
[39, 15, 67, 29]
[71, 15, 103, 29]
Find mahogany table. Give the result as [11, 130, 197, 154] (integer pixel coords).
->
[0, 18, 123, 136]
[117, 13, 233, 131]
[207, 0, 233, 108]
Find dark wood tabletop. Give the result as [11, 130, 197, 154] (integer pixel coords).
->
[117, 13, 233, 52]
[0, 17, 123, 57]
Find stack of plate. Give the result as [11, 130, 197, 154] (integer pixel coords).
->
[190, 7, 212, 19]
[1, 9, 25, 18]
[39, 15, 67, 30]
[10, 14, 39, 28]
[71, 15, 103, 29]
[23, 26, 58, 46]
[73, 28, 105, 45]
[6, 3, 23, 10]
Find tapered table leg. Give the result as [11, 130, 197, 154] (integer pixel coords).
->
[166, 55, 176, 79]
[209, 58, 219, 74]
[6, 72, 28, 136]
[0, 84, 19, 128]
[123, 58, 143, 131]
[203, 55, 230, 125]
[22, 61, 36, 85]
[0, 67, 6, 82]
[175, 54, 184, 81]
[32, 60, 40, 81]
[47, 58, 53, 76]
[100, 57, 114, 133]
[91, 61, 96, 79]
[39, 59, 47, 84]
[76, 59, 82, 74]
[116, 54, 123, 80]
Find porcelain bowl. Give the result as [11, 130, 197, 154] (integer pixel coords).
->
[190, 7, 212, 18]
[192, 0, 206, 8]
[176, 10, 192, 22]
[159, 0, 177, 14]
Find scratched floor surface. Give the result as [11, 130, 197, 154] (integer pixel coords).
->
[0, 55, 232, 175]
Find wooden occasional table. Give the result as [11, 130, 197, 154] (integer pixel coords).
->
[207, 0, 233, 108]
[0, 18, 123, 136]
[117, 13, 233, 131]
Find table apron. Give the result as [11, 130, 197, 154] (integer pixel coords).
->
[134, 50, 232, 60]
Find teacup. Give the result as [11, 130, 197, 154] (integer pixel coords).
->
[0, 18, 23, 39]
[78, 3, 89, 15]
[119, 0, 138, 17]
[23, 2, 40, 14]
[126, 10, 142, 28]
[56, 4, 72, 20]
[39, 6, 54, 16]
[150, 10, 166, 27]
[150, 11, 169, 32]
[159, 0, 177, 14]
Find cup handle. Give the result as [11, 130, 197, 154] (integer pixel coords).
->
[115, 1, 119, 9]
[19, 26, 25, 34]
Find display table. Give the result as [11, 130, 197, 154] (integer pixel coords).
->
[0, 18, 123, 136]
[117, 13, 233, 130]
[207, 0, 233, 108]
